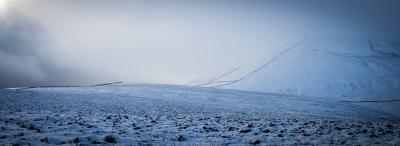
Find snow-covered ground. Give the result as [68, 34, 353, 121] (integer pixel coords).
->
[0, 83, 399, 145]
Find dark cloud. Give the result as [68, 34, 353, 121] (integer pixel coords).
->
[0, 9, 89, 88]
[0, 10, 40, 54]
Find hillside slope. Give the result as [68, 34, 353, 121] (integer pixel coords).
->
[201, 40, 400, 101]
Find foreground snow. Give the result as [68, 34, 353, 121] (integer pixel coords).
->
[0, 84, 399, 145]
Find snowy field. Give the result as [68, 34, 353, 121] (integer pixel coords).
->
[0, 83, 399, 145]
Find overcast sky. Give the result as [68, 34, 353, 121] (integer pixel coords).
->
[0, 0, 399, 88]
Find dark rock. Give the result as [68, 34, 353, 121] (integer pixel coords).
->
[262, 129, 271, 133]
[228, 127, 237, 131]
[303, 133, 311, 136]
[221, 135, 230, 138]
[239, 128, 251, 133]
[246, 123, 254, 128]
[40, 137, 49, 143]
[27, 125, 41, 133]
[334, 127, 342, 131]
[91, 140, 102, 144]
[176, 134, 186, 141]
[88, 125, 97, 128]
[203, 126, 218, 132]
[104, 135, 116, 143]
[386, 124, 395, 129]
[249, 139, 261, 145]
[27, 125, 35, 130]
[73, 137, 80, 143]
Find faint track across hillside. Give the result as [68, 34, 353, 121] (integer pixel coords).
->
[7, 82, 124, 90]
[202, 39, 307, 88]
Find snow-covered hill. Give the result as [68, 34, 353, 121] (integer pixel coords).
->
[200, 40, 400, 100]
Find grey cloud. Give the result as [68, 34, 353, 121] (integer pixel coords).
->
[1, 0, 400, 88]
[0, 10, 90, 88]
[0, 10, 40, 55]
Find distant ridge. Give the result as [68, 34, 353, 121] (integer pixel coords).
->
[6, 82, 124, 90]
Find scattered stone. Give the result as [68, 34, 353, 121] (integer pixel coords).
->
[228, 127, 237, 131]
[40, 137, 49, 143]
[386, 123, 395, 129]
[262, 129, 271, 133]
[249, 138, 261, 145]
[203, 126, 218, 132]
[104, 135, 116, 143]
[73, 137, 80, 143]
[246, 123, 254, 128]
[303, 133, 311, 136]
[27, 125, 41, 133]
[334, 127, 343, 131]
[91, 140, 102, 144]
[87, 125, 96, 128]
[176, 134, 186, 141]
[239, 128, 251, 133]
[221, 134, 230, 138]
